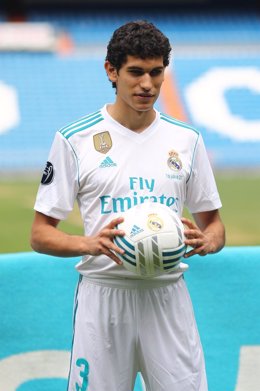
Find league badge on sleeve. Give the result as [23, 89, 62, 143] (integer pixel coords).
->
[41, 161, 54, 185]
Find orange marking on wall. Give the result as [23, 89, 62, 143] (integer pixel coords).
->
[160, 69, 188, 122]
[57, 32, 74, 55]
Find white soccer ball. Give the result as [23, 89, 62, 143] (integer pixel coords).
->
[114, 202, 187, 278]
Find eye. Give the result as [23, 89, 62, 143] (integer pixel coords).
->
[129, 69, 144, 76]
[150, 69, 163, 77]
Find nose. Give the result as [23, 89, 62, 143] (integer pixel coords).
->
[139, 73, 152, 91]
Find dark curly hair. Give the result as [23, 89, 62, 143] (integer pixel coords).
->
[106, 20, 172, 88]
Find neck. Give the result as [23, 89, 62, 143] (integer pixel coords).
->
[107, 102, 156, 133]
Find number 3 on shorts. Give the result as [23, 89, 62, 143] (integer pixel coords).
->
[75, 358, 89, 391]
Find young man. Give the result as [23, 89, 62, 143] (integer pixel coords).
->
[31, 20, 225, 391]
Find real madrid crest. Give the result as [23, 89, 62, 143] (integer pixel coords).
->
[147, 213, 164, 232]
[93, 131, 112, 154]
[167, 150, 182, 171]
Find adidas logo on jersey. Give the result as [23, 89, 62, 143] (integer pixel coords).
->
[99, 157, 117, 168]
[130, 224, 144, 237]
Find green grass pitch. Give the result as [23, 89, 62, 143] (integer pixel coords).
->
[0, 172, 259, 254]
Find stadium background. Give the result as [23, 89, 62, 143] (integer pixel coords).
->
[0, 0, 260, 390]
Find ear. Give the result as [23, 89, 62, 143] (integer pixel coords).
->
[104, 61, 118, 83]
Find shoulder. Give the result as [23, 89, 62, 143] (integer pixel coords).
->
[58, 109, 104, 140]
[159, 112, 200, 137]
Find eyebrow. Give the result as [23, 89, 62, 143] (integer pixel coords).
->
[127, 66, 164, 71]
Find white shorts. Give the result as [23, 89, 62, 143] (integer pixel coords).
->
[67, 276, 208, 391]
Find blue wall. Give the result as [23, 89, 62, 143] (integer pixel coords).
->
[0, 247, 260, 391]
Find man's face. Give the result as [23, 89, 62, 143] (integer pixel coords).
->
[107, 55, 165, 112]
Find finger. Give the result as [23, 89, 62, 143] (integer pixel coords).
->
[100, 237, 125, 256]
[105, 250, 124, 265]
[183, 248, 197, 258]
[110, 242, 125, 255]
[184, 229, 200, 240]
[184, 246, 201, 258]
[106, 216, 124, 229]
[184, 244, 207, 258]
[184, 237, 203, 248]
[102, 238, 125, 254]
[181, 217, 198, 230]
[111, 228, 125, 237]
[109, 252, 124, 265]
[102, 246, 124, 265]
[100, 228, 125, 243]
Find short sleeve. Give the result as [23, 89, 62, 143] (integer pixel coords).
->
[34, 132, 79, 220]
[185, 134, 222, 213]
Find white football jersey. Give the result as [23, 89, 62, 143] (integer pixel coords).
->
[34, 105, 222, 281]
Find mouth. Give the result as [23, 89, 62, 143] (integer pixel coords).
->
[134, 93, 154, 98]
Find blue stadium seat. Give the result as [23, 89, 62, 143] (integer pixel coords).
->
[0, 11, 259, 170]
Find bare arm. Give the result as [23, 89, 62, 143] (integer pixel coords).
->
[30, 211, 125, 265]
[182, 209, 225, 258]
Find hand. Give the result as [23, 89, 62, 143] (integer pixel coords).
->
[181, 217, 214, 259]
[85, 217, 125, 265]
